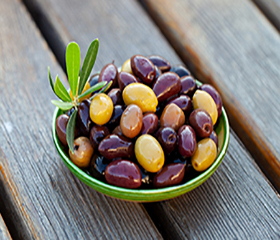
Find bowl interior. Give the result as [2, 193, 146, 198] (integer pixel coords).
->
[52, 81, 230, 202]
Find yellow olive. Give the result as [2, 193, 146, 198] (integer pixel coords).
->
[135, 134, 165, 173]
[69, 137, 94, 168]
[193, 90, 218, 125]
[90, 93, 113, 125]
[191, 138, 217, 172]
[70, 81, 91, 102]
[121, 58, 133, 74]
[122, 83, 158, 113]
[160, 103, 185, 131]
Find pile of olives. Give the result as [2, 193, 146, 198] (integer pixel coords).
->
[56, 55, 223, 189]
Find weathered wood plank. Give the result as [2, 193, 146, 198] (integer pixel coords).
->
[252, 0, 280, 32]
[0, 0, 162, 239]
[141, 0, 280, 191]
[0, 215, 12, 240]
[21, 0, 280, 239]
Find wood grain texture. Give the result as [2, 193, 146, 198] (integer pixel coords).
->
[0, 0, 162, 239]
[141, 0, 280, 191]
[20, 0, 280, 239]
[252, 0, 280, 32]
[22, 0, 182, 71]
[0, 215, 12, 240]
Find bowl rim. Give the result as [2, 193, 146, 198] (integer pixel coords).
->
[52, 81, 230, 202]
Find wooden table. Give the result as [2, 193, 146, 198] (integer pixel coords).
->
[0, 0, 280, 239]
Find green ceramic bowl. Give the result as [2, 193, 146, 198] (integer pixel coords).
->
[52, 80, 229, 202]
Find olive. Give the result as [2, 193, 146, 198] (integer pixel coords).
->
[153, 163, 185, 188]
[88, 73, 99, 87]
[105, 160, 142, 189]
[77, 99, 92, 137]
[66, 107, 75, 117]
[112, 125, 123, 136]
[120, 104, 143, 138]
[122, 83, 158, 113]
[199, 84, 223, 118]
[117, 71, 138, 91]
[89, 154, 110, 180]
[180, 76, 197, 97]
[135, 134, 165, 173]
[56, 114, 70, 146]
[107, 88, 123, 106]
[209, 130, 218, 148]
[189, 109, 213, 138]
[107, 105, 124, 130]
[131, 55, 156, 84]
[169, 65, 190, 77]
[154, 66, 162, 80]
[178, 125, 197, 158]
[160, 103, 185, 131]
[193, 90, 218, 125]
[98, 134, 134, 160]
[191, 138, 217, 171]
[148, 55, 171, 72]
[156, 127, 177, 154]
[89, 125, 110, 149]
[69, 137, 94, 168]
[152, 72, 181, 102]
[121, 58, 133, 74]
[98, 63, 118, 88]
[167, 95, 192, 117]
[141, 113, 158, 135]
[90, 93, 114, 125]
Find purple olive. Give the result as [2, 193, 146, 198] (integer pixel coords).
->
[141, 113, 159, 135]
[66, 107, 75, 117]
[131, 55, 156, 84]
[189, 109, 213, 138]
[77, 99, 92, 137]
[56, 114, 70, 146]
[98, 63, 118, 88]
[152, 72, 181, 102]
[107, 105, 124, 130]
[170, 65, 190, 77]
[153, 163, 185, 188]
[180, 76, 197, 97]
[165, 153, 193, 175]
[148, 55, 171, 72]
[107, 88, 123, 106]
[209, 130, 218, 148]
[117, 71, 139, 91]
[154, 66, 162, 80]
[88, 73, 99, 87]
[105, 160, 142, 188]
[89, 154, 111, 180]
[98, 134, 134, 160]
[156, 127, 177, 154]
[112, 125, 123, 136]
[178, 125, 197, 158]
[89, 125, 110, 149]
[167, 95, 192, 117]
[199, 84, 223, 118]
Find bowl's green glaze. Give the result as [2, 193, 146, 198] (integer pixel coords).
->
[52, 80, 229, 202]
